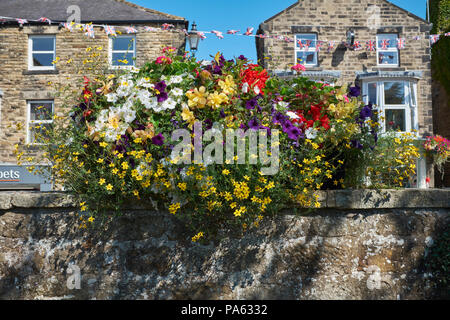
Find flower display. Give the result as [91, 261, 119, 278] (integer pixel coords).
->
[424, 135, 450, 174]
[16, 47, 421, 241]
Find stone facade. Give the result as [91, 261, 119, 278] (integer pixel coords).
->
[0, 21, 187, 164]
[0, 190, 449, 300]
[256, 0, 434, 137]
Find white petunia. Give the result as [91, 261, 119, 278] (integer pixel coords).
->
[286, 111, 300, 120]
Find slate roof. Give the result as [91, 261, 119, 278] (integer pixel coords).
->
[0, 0, 185, 23]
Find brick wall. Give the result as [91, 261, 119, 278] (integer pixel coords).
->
[0, 23, 186, 163]
[256, 0, 433, 137]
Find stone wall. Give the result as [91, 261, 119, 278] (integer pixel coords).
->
[0, 23, 186, 163]
[256, 0, 433, 136]
[0, 190, 449, 300]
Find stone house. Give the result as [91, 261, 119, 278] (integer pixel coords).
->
[0, 0, 187, 189]
[256, 0, 434, 187]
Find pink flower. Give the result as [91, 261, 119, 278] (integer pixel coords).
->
[155, 56, 172, 65]
[291, 64, 306, 72]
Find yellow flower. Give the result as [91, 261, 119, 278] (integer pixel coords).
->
[222, 169, 230, 175]
[106, 184, 113, 191]
[169, 202, 181, 215]
[121, 162, 129, 170]
[186, 86, 208, 109]
[97, 158, 104, 164]
[99, 178, 106, 185]
[88, 216, 95, 223]
[181, 107, 196, 129]
[178, 182, 187, 191]
[218, 75, 237, 95]
[207, 91, 229, 108]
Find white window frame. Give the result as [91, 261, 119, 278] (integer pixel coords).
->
[26, 100, 54, 145]
[28, 35, 56, 71]
[294, 34, 318, 67]
[109, 35, 136, 69]
[376, 34, 399, 67]
[362, 80, 418, 135]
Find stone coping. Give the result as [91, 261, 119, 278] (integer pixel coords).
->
[0, 189, 449, 211]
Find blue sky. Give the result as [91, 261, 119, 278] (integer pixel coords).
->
[134, 0, 427, 62]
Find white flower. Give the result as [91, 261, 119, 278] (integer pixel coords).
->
[170, 87, 184, 97]
[161, 98, 177, 110]
[305, 127, 318, 139]
[275, 101, 289, 111]
[137, 77, 154, 89]
[130, 66, 140, 73]
[116, 79, 134, 97]
[106, 92, 118, 103]
[286, 111, 300, 120]
[242, 82, 249, 93]
[170, 75, 183, 84]
[254, 85, 260, 95]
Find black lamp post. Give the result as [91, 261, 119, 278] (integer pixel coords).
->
[188, 22, 200, 57]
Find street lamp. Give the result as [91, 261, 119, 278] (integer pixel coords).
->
[188, 21, 200, 57]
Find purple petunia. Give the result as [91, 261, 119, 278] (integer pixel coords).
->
[348, 86, 361, 98]
[152, 133, 165, 146]
[287, 125, 302, 140]
[154, 80, 167, 93]
[246, 98, 259, 110]
[359, 103, 373, 119]
[248, 118, 260, 130]
[272, 111, 286, 125]
[157, 91, 168, 103]
[220, 109, 226, 118]
[237, 55, 247, 61]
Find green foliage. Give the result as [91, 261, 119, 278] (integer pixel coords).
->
[430, 0, 450, 99]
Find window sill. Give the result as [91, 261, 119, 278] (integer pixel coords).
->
[372, 67, 404, 71]
[23, 69, 59, 75]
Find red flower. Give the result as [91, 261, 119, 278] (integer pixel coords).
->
[240, 64, 270, 94]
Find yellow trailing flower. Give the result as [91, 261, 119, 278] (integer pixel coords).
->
[186, 86, 208, 109]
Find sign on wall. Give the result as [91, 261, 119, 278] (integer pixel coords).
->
[0, 165, 52, 191]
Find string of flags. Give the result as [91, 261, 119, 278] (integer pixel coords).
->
[1, 15, 449, 50]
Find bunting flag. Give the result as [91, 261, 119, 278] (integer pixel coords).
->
[125, 26, 138, 34]
[197, 32, 206, 40]
[161, 23, 174, 30]
[85, 24, 95, 38]
[430, 34, 440, 44]
[244, 27, 254, 36]
[211, 30, 224, 39]
[353, 40, 362, 51]
[1, 14, 447, 49]
[38, 17, 52, 24]
[366, 40, 376, 51]
[16, 18, 27, 26]
[397, 38, 405, 49]
[144, 26, 158, 32]
[327, 41, 335, 52]
[316, 40, 324, 52]
[61, 22, 74, 32]
[104, 25, 116, 36]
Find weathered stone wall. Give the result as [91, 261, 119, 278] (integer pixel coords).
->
[256, 0, 433, 136]
[0, 23, 186, 163]
[0, 190, 449, 300]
